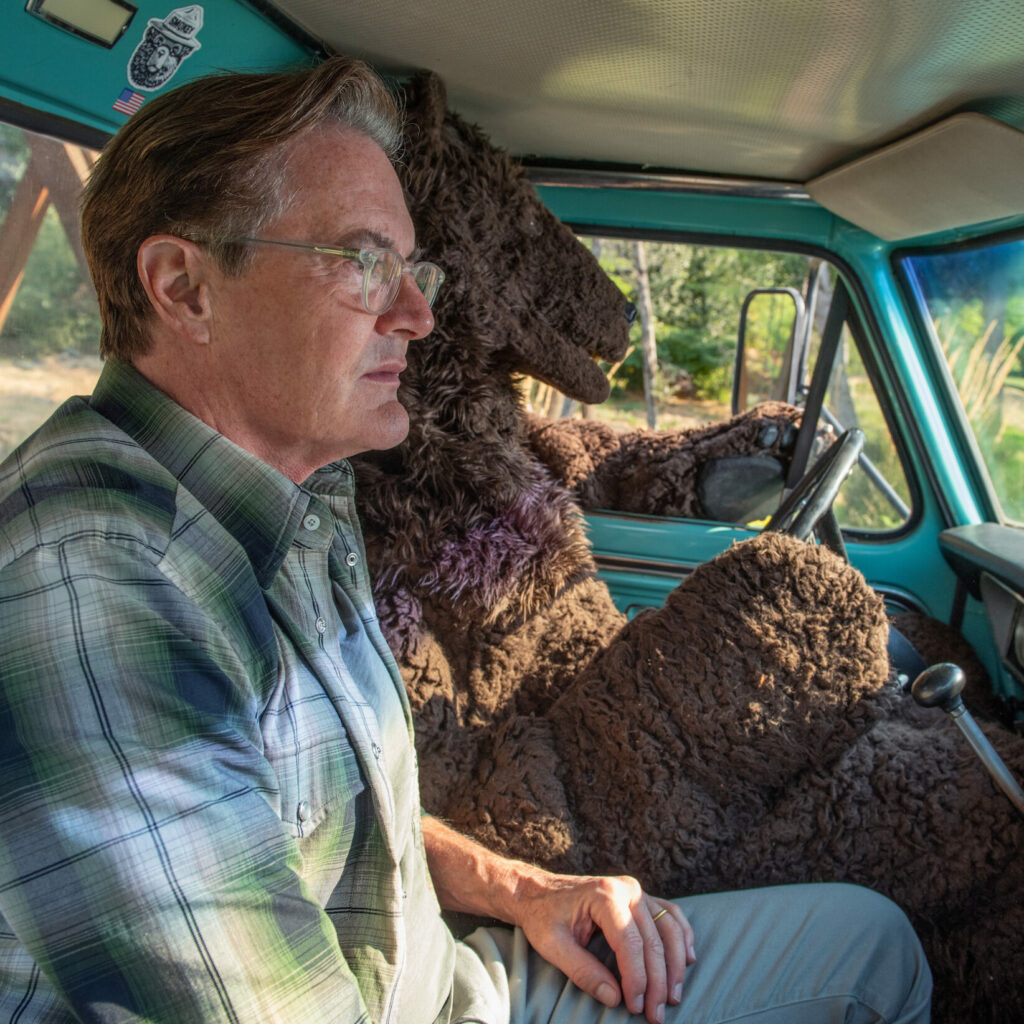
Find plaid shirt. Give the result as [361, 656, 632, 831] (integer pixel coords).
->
[0, 361, 503, 1023]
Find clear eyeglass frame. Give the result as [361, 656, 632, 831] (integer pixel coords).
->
[232, 236, 445, 315]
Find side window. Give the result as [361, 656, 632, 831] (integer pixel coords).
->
[525, 236, 911, 532]
[0, 121, 102, 461]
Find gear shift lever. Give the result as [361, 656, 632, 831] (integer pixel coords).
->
[911, 663, 1024, 819]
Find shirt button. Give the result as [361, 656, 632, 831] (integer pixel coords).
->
[297, 800, 311, 822]
[372, 743, 382, 759]
[315, 616, 327, 634]
[303, 513, 321, 531]
[345, 551, 359, 567]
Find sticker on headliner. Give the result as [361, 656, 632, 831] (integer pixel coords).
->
[126, 5, 203, 92]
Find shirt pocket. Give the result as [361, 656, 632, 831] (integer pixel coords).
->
[260, 661, 366, 843]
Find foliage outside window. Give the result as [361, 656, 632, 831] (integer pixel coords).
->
[0, 121, 102, 461]
[582, 238, 810, 420]
[902, 237, 1024, 523]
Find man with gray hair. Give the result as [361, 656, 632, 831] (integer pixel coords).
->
[0, 56, 931, 1024]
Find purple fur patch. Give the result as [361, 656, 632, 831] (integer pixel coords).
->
[420, 472, 587, 615]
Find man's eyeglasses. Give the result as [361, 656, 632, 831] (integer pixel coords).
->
[232, 237, 445, 315]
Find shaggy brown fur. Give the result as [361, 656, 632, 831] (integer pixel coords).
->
[527, 403, 800, 518]
[351, 71, 1024, 1022]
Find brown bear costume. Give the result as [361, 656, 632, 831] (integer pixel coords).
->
[351, 72, 1024, 1022]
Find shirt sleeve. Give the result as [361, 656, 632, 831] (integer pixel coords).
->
[0, 530, 372, 1024]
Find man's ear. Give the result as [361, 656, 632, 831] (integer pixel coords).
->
[137, 235, 212, 343]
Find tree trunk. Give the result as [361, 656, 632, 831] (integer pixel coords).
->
[633, 240, 658, 429]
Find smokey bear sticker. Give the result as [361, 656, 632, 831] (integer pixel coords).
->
[127, 5, 204, 92]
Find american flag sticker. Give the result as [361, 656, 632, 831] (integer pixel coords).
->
[112, 88, 145, 116]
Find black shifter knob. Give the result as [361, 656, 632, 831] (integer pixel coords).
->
[911, 663, 966, 711]
[909, 662, 1024, 820]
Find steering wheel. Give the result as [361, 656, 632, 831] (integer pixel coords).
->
[765, 427, 864, 557]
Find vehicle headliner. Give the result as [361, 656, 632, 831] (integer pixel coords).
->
[270, 0, 1024, 184]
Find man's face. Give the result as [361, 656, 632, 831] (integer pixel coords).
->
[198, 127, 434, 479]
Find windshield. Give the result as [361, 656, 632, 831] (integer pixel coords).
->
[901, 235, 1024, 523]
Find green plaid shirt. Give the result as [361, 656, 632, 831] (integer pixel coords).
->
[0, 361, 503, 1023]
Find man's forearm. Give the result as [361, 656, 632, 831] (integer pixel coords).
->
[420, 814, 545, 924]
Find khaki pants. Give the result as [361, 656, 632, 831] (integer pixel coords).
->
[464, 883, 932, 1024]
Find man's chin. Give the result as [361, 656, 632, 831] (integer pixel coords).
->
[363, 403, 410, 453]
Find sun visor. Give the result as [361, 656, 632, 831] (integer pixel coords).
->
[806, 113, 1024, 241]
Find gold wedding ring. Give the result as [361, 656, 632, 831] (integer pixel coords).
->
[652, 908, 669, 923]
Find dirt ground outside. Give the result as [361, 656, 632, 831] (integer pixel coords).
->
[0, 353, 103, 461]
[587, 394, 731, 432]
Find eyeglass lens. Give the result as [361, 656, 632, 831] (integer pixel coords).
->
[362, 250, 443, 314]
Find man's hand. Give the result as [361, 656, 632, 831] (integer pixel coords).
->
[421, 817, 695, 1024]
[514, 870, 695, 1023]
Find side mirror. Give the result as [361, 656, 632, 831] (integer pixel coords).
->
[732, 287, 807, 416]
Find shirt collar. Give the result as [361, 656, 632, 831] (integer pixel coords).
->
[90, 360, 321, 588]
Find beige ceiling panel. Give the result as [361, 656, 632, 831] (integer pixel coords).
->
[274, 0, 1024, 180]
[806, 114, 1024, 240]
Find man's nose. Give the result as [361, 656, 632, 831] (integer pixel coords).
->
[380, 274, 435, 339]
